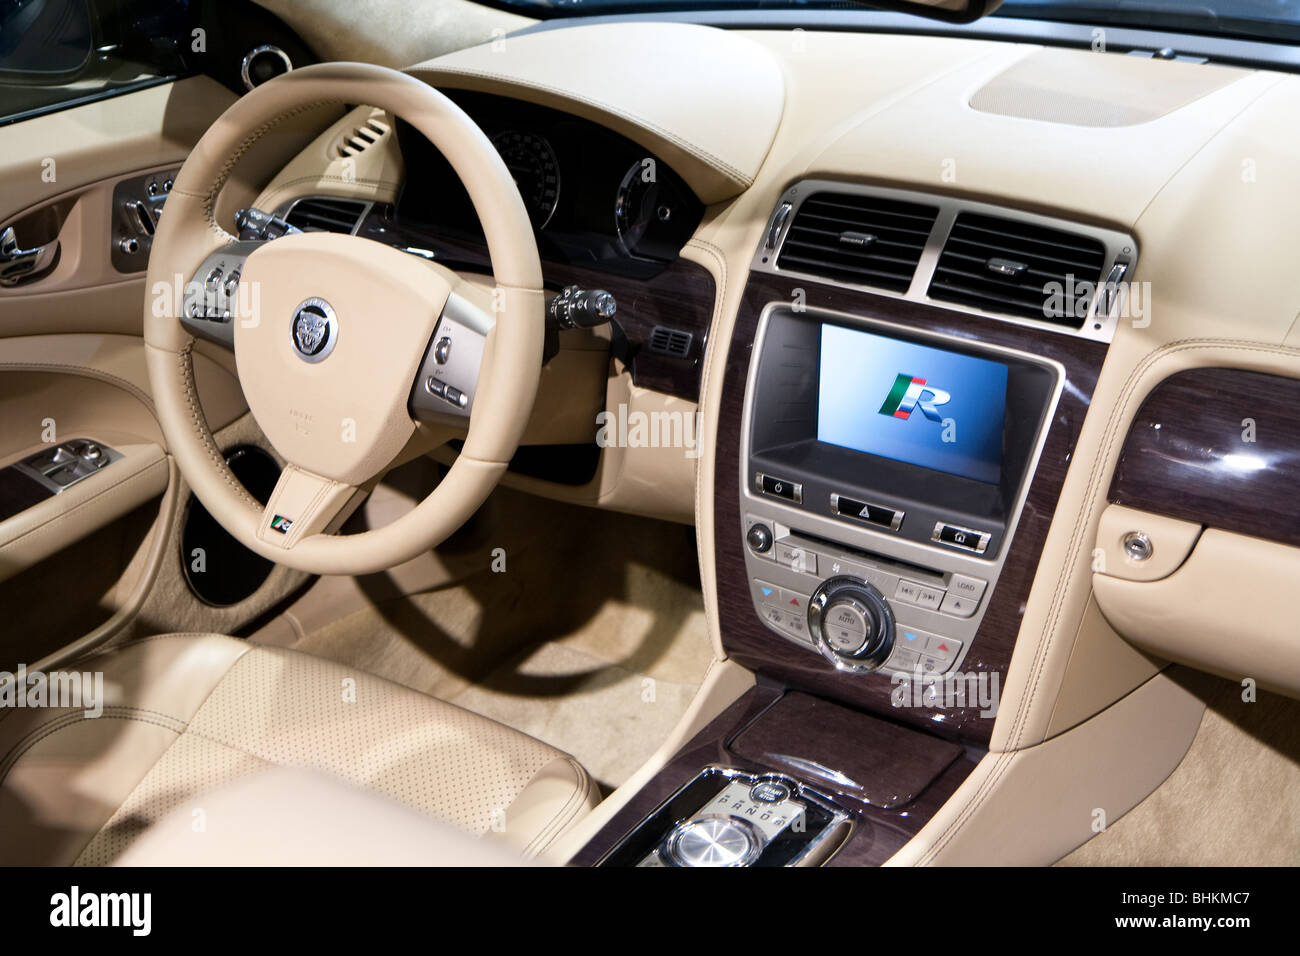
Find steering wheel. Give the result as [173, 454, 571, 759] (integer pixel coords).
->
[143, 63, 544, 576]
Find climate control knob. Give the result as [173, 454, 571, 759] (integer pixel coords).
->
[807, 576, 895, 673]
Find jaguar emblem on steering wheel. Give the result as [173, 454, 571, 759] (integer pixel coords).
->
[291, 298, 337, 363]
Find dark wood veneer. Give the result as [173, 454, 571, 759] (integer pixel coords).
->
[0, 467, 52, 522]
[358, 213, 715, 402]
[1109, 366, 1300, 549]
[569, 683, 981, 868]
[730, 691, 963, 809]
[715, 273, 1109, 745]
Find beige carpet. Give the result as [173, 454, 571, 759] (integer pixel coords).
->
[280, 502, 713, 790]
[1060, 668, 1300, 866]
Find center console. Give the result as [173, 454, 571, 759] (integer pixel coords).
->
[578, 183, 1125, 867]
[740, 307, 1062, 682]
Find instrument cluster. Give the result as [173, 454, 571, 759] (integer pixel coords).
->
[396, 90, 704, 278]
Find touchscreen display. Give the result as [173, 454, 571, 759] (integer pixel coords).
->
[817, 324, 1009, 484]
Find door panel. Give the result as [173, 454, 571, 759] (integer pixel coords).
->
[0, 67, 333, 665]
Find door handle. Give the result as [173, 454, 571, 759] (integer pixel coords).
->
[0, 226, 59, 286]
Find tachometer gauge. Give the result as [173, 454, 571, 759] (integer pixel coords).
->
[490, 130, 561, 230]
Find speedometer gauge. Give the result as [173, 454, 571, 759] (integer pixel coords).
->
[490, 130, 561, 230]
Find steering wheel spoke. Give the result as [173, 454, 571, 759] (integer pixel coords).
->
[256, 465, 362, 550]
[409, 286, 495, 425]
[178, 240, 264, 350]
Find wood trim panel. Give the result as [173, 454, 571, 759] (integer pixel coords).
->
[570, 683, 982, 867]
[714, 272, 1109, 744]
[1108, 366, 1300, 549]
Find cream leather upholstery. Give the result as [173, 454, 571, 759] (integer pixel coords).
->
[0, 634, 597, 865]
[114, 767, 538, 866]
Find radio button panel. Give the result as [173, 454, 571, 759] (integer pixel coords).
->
[743, 517, 987, 678]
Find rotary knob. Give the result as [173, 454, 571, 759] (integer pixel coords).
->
[807, 575, 895, 672]
[661, 814, 763, 867]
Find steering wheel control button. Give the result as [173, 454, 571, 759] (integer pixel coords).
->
[662, 815, 762, 868]
[433, 336, 452, 365]
[745, 522, 773, 554]
[756, 471, 802, 503]
[749, 779, 793, 804]
[425, 377, 446, 398]
[289, 298, 338, 364]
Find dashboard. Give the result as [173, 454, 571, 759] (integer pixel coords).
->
[395, 90, 704, 279]
[239, 15, 1300, 865]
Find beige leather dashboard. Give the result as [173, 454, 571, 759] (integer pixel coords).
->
[407, 22, 787, 204]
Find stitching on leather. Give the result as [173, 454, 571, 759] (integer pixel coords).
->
[174, 344, 259, 507]
[0, 634, 239, 723]
[919, 750, 1015, 864]
[0, 362, 155, 413]
[0, 710, 184, 785]
[73, 632, 242, 666]
[1007, 338, 1300, 752]
[193, 100, 336, 240]
[409, 67, 752, 187]
[684, 238, 729, 644]
[521, 757, 594, 856]
[258, 175, 400, 209]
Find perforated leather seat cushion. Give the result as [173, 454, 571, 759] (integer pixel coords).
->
[0, 634, 596, 865]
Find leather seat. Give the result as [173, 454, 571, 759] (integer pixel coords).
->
[0, 634, 598, 865]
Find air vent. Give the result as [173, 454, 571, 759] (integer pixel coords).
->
[777, 192, 939, 293]
[928, 212, 1108, 326]
[648, 326, 693, 359]
[284, 197, 368, 234]
[336, 113, 391, 158]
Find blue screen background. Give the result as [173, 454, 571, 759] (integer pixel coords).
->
[817, 325, 1009, 484]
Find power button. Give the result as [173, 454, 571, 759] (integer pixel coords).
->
[756, 472, 802, 504]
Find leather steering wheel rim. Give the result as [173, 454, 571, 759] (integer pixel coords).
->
[143, 62, 545, 576]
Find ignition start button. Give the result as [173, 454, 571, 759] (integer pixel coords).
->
[750, 780, 792, 804]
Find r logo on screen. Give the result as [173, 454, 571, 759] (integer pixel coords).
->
[879, 374, 952, 422]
